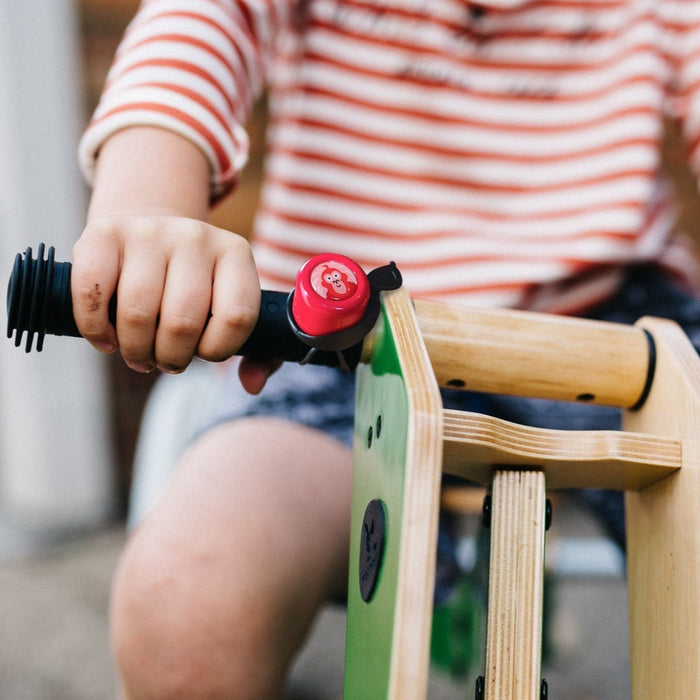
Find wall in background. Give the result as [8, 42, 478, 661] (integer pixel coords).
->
[0, 0, 114, 531]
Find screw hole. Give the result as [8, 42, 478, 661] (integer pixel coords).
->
[376, 415, 382, 439]
[367, 425, 373, 448]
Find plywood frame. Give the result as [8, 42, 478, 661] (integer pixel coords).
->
[344, 296, 700, 699]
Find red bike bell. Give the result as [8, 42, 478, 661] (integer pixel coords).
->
[292, 253, 371, 337]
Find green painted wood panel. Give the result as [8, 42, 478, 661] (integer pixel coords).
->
[343, 291, 443, 699]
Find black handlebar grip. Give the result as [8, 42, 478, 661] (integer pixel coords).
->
[7, 243, 80, 352]
[6, 244, 362, 369]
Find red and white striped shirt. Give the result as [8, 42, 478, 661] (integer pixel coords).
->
[80, 0, 700, 313]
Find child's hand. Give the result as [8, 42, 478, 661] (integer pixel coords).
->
[71, 216, 261, 374]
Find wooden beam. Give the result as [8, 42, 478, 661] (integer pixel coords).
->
[442, 409, 680, 490]
[414, 299, 651, 408]
[484, 470, 547, 700]
[624, 317, 700, 699]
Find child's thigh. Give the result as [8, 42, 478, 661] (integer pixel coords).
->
[131, 416, 354, 599]
[111, 417, 353, 694]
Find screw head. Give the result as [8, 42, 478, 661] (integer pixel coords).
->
[545, 499, 553, 531]
[482, 495, 492, 528]
[359, 499, 386, 602]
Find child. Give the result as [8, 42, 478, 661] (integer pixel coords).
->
[73, 1, 700, 696]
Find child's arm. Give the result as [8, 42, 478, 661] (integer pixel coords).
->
[71, 126, 261, 375]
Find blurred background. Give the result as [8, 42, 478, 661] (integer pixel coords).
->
[0, 1, 698, 698]
[0, 2, 266, 697]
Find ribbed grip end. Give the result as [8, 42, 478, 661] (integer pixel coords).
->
[6, 244, 77, 352]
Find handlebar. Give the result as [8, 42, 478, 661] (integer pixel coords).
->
[7, 244, 656, 409]
[5, 244, 394, 370]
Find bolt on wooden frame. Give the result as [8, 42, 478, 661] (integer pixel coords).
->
[7, 247, 699, 699]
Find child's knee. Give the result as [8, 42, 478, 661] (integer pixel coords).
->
[110, 525, 287, 699]
[111, 535, 197, 695]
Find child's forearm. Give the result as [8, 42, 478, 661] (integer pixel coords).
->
[87, 126, 211, 222]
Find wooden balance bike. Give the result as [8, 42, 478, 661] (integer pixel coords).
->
[7, 245, 700, 699]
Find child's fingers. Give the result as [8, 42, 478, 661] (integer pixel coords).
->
[238, 357, 283, 395]
[114, 246, 166, 372]
[73, 218, 259, 372]
[154, 247, 213, 373]
[71, 232, 120, 353]
[196, 236, 261, 362]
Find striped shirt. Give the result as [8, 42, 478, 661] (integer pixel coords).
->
[79, 0, 700, 313]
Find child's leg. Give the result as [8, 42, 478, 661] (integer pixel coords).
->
[110, 415, 353, 699]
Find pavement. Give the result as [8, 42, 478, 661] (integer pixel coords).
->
[0, 496, 630, 700]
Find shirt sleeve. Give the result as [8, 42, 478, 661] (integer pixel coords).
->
[79, 0, 290, 202]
